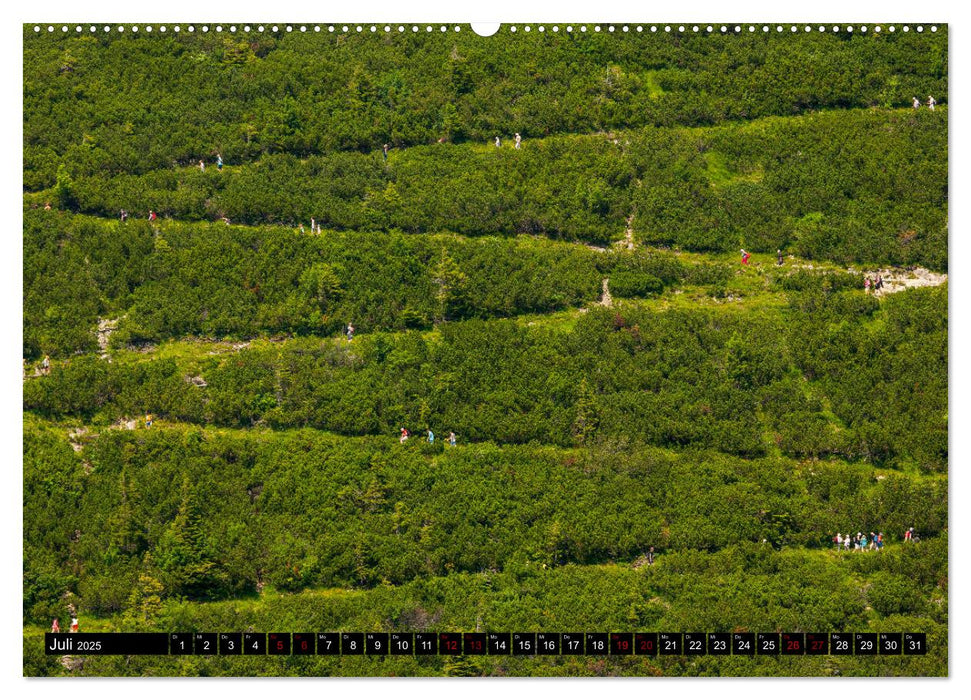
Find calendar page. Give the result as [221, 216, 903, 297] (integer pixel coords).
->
[22, 19, 948, 678]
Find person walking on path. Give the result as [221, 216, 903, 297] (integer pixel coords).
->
[217, 153, 223, 171]
[199, 159, 205, 172]
[514, 133, 522, 149]
[148, 210, 157, 222]
[740, 249, 750, 265]
[495, 136, 501, 148]
[647, 546, 655, 565]
[864, 277, 872, 293]
[51, 618, 60, 633]
[928, 95, 936, 111]
[120, 209, 128, 222]
[383, 143, 389, 161]
[449, 431, 456, 447]
[346, 323, 354, 342]
[427, 429, 434, 444]
[913, 96, 921, 109]
[777, 249, 784, 266]
[399, 428, 409, 444]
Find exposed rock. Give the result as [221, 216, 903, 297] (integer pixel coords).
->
[60, 656, 84, 672]
[599, 278, 613, 308]
[869, 267, 947, 297]
[96, 318, 119, 352]
[68, 427, 88, 452]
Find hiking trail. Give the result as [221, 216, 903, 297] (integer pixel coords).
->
[599, 278, 613, 308]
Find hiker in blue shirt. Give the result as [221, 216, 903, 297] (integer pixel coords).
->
[217, 153, 223, 171]
[427, 429, 434, 444]
[449, 431, 456, 447]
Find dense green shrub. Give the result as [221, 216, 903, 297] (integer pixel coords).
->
[24, 28, 947, 189]
[786, 285, 947, 471]
[33, 106, 947, 270]
[609, 272, 664, 298]
[773, 269, 861, 293]
[23, 210, 604, 357]
[629, 110, 947, 269]
[21, 419, 948, 623]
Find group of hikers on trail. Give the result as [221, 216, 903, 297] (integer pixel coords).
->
[52, 604, 79, 633]
[833, 527, 919, 551]
[119, 209, 155, 222]
[864, 274, 885, 293]
[300, 218, 325, 234]
[399, 427, 457, 447]
[50, 616, 78, 633]
[739, 251, 889, 294]
[741, 249, 788, 265]
[494, 133, 522, 149]
[740, 249, 788, 266]
[198, 153, 224, 171]
[834, 531, 885, 551]
[913, 95, 937, 110]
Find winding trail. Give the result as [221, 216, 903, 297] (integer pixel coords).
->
[599, 278, 613, 308]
